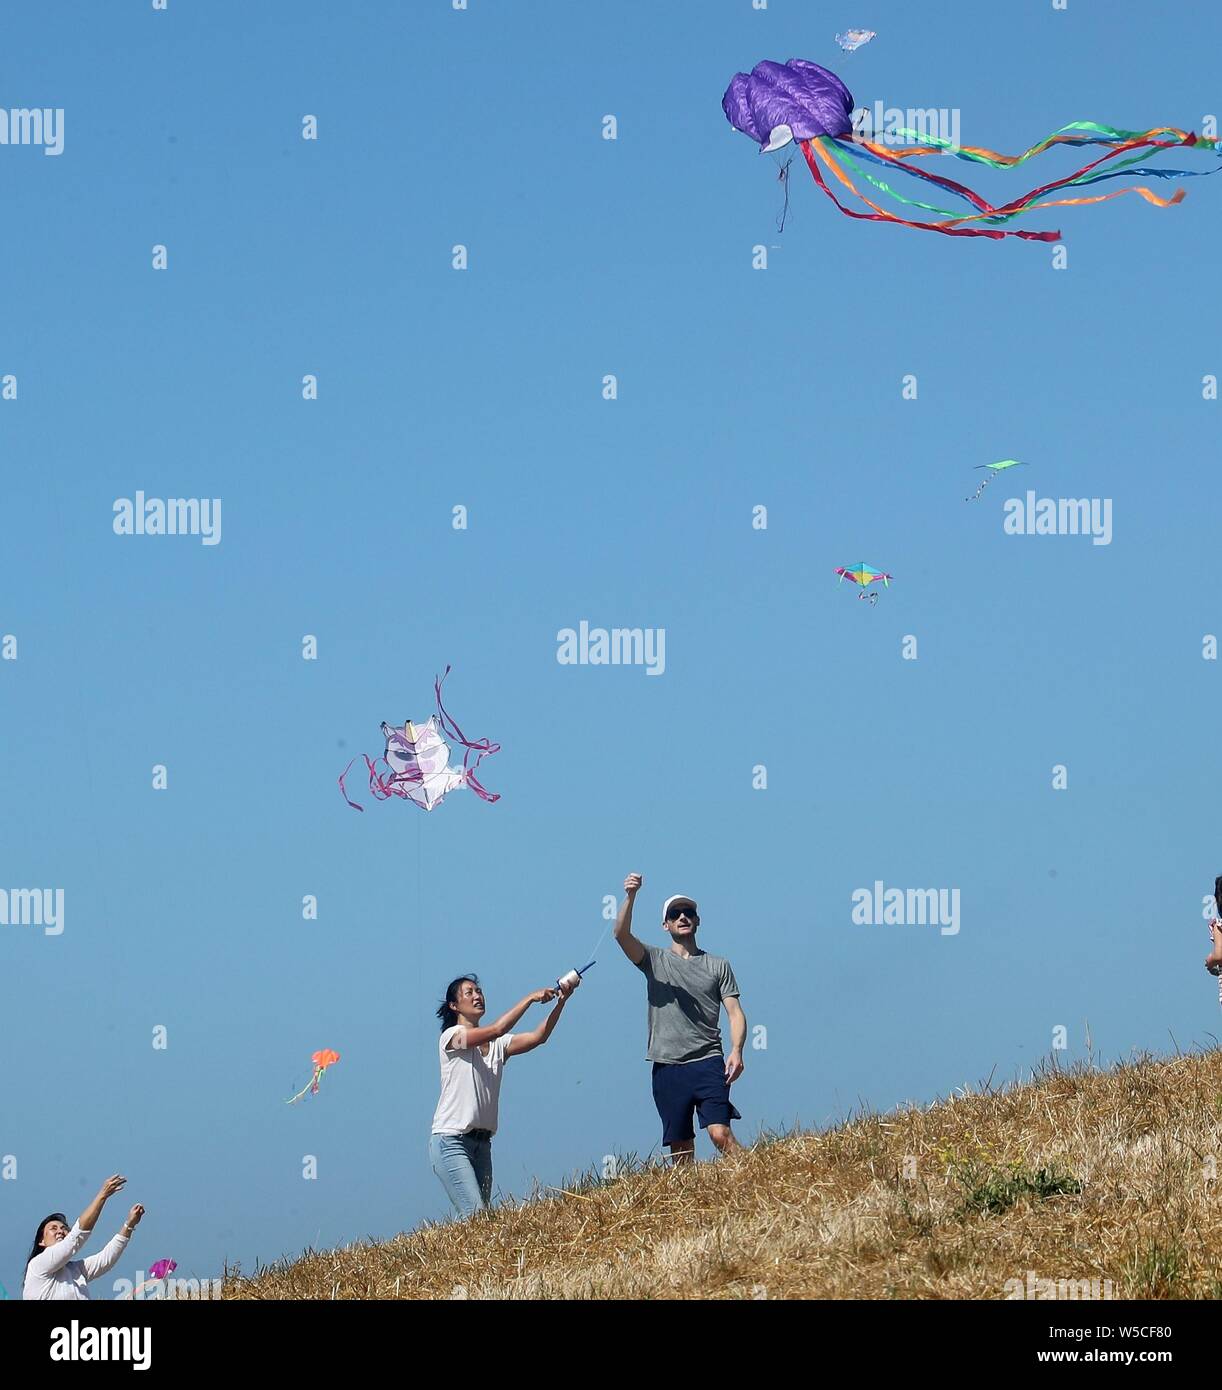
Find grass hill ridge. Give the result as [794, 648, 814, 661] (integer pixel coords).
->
[225, 1051, 1222, 1300]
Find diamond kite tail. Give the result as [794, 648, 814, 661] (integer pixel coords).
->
[967, 459, 1026, 502]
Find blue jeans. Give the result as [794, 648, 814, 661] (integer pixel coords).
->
[430, 1131, 493, 1219]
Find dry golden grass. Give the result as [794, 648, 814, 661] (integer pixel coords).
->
[225, 1052, 1222, 1300]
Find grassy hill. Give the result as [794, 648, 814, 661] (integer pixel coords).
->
[225, 1051, 1222, 1300]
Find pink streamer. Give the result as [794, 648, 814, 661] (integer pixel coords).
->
[434, 665, 501, 804]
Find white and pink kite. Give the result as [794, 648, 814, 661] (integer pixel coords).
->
[339, 668, 500, 813]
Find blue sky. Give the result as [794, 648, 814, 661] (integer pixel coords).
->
[3, 0, 1221, 1297]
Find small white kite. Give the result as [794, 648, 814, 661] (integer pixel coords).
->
[835, 29, 876, 53]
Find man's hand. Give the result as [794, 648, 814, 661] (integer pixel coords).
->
[125, 1205, 145, 1230]
[615, 873, 646, 964]
[529, 988, 558, 1004]
[724, 1050, 744, 1085]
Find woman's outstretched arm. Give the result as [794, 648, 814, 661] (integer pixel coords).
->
[78, 1175, 126, 1233]
[451, 990, 556, 1050]
[81, 1204, 143, 1282]
[505, 989, 571, 1057]
[27, 1175, 126, 1278]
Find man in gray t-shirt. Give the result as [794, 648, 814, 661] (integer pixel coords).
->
[615, 872, 746, 1163]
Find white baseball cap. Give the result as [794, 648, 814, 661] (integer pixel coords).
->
[662, 894, 698, 918]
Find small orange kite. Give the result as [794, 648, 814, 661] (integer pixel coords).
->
[286, 1049, 341, 1105]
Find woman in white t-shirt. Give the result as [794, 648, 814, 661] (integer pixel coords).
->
[1205, 875, 1222, 1006]
[23, 1174, 144, 1300]
[430, 973, 575, 1219]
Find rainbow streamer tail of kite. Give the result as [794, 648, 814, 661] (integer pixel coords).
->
[805, 123, 1222, 242]
[285, 1066, 326, 1105]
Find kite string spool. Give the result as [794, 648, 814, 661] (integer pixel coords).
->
[556, 960, 597, 991]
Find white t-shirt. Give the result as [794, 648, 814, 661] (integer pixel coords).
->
[431, 1026, 514, 1136]
[23, 1222, 130, 1300]
[1210, 920, 1222, 1005]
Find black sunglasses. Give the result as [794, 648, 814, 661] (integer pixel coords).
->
[665, 907, 698, 921]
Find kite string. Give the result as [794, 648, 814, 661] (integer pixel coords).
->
[553, 917, 615, 982]
[585, 917, 614, 964]
[418, 809, 429, 1097]
[417, 809, 423, 1018]
[775, 155, 793, 231]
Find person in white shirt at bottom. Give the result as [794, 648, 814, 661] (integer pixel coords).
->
[430, 974, 576, 1219]
[1203, 874, 1222, 1006]
[23, 1174, 144, 1300]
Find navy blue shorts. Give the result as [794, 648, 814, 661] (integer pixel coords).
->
[651, 1056, 742, 1146]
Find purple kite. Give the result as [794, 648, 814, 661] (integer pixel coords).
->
[722, 58, 1221, 241]
[339, 668, 500, 813]
[120, 1259, 177, 1300]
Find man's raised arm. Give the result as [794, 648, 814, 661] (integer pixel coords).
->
[614, 872, 647, 965]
